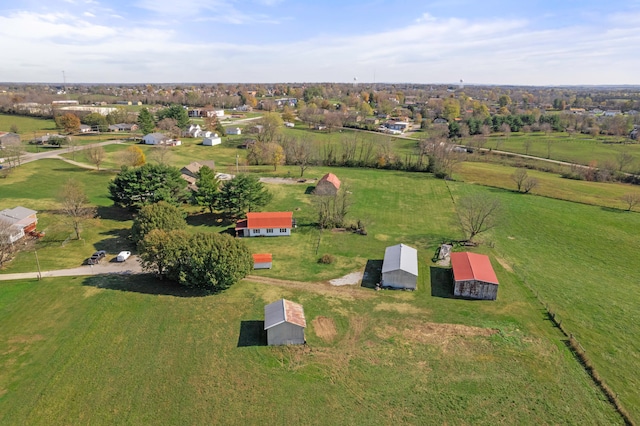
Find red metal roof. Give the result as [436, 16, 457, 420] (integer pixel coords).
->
[253, 253, 273, 263]
[319, 173, 341, 190]
[239, 212, 292, 229]
[450, 252, 499, 285]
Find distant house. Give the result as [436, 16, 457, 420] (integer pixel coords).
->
[253, 253, 273, 269]
[32, 133, 68, 145]
[79, 124, 92, 133]
[603, 110, 622, 117]
[185, 124, 202, 138]
[143, 133, 172, 145]
[180, 160, 216, 187]
[264, 299, 306, 346]
[386, 121, 410, 132]
[450, 252, 499, 300]
[381, 243, 418, 290]
[202, 134, 221, 146]
[108, 123, 139, 132]
[226, 127, 242, 135]
[630, 126, 639, 140]
[313, 173, 341, 196]
[235, 212, 293, 237]
[0, 207, 38, 243]
[284, 122, 295, 128]
[0, 132, 20, 147]
[433, 118, 448, 124]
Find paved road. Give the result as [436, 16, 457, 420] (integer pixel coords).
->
[19, 140, 125, 165]
[0, 256, 144, 281]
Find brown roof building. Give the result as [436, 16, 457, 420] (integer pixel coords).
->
[313, 173, 341, 196]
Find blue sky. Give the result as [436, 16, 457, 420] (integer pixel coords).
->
[0, 0, 639, 85]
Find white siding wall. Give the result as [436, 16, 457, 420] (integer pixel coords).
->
[381, 269, 417, 290]
[247, 228, 291, 237]
[267, 322, 305, 346]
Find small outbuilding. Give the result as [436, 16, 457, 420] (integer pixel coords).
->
[381, 243, 418, 290]
[450, 252, 499, 300]
[313, 173, 341, 196]
[253, 253, 273, 269]
[264, 299, 306, 346]
[202, 134, 221, 146]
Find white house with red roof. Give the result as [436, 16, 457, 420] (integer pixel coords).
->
[235, 212, 293, 237]
[450, 252, 499, 300]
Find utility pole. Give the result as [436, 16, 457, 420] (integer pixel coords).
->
[34, 249, 42, 280]
[236, 154, 239, 174]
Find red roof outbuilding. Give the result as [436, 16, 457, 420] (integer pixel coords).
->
[450, 252, 499, 285]
[253, 253, 273, 263]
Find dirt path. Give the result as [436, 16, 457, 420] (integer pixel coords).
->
[244, 275, 374, 299]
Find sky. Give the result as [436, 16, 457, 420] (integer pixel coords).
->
[0, 0, 639, 85]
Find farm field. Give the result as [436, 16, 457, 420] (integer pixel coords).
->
[0, 273, 621, 425]
[1, 118, 640, 422]
[480, 132, 640, 170]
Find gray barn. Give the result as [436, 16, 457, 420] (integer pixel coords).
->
[264, 299, 306, 346]
[381, 243, 418, 290]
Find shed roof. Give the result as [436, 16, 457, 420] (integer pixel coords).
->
[382, 243, 418, 276]
[264, 299, 306, 330]
[239, 212, 292, 229]
[318, 173, 341, 190]
[253, 253, 272, 263]
[450, 252, 499, 285]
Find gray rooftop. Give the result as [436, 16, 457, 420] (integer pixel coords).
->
[264, 299, 306, 330]
[381, 243, 418, 276]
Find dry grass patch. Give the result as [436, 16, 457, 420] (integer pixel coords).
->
[311, 316, 337, 342]
[494, 256, 514, 272]
[374, 302, 429, 315]
[375, 321, 497, 347]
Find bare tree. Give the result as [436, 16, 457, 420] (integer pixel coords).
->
[149, 144, 173, 165]
[0, 218, 16, 267]
[285, 138, 314, 177]
[457, 194, 501, 242]
[423, 138, 463, 178]
[59, 179, 96, 240]
[511, 168, 538, 193]
[314, 187, 351, 229]
[616, 150, 634, 172]
[498, 123, 511, 150]
[622, 193, 640, 211]
[85, 144, 106, 170]
[523, 139, 533, 155]
[67, 136, 80, 161]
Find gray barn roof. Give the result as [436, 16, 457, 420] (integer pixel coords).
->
[382, 243, 418, 276]
[264, 299, 306, 330]
[0, 206, 37, 224]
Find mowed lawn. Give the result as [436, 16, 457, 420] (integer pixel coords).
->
[0, 273, 621, 425]
[2, 157, 639, 422]
[447, 182, 640, 421]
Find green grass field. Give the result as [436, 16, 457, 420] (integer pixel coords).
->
[2, 117, 640, 423]
[0, 274, 621, 424]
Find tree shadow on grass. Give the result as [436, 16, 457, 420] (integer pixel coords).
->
[237, 320, 267, 347]
[82, 273, 211, 297]
[97, 205, 133, 221]
[430, 266, 455, 298]
[186, 211, 235, 228]
[361, 259, 383, 289]
[95, 228, 134, 254]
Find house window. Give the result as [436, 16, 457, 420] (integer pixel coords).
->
[252, 229, 260, 235]
[280, 228, 287, 233]
[266, 228, 274, 234]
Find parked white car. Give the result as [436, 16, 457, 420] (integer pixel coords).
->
[116, 251, 131, 262]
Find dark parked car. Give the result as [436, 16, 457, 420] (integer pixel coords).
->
[87, 250, 106, 265]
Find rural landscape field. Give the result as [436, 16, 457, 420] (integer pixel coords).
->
[1, 90, 640, 425]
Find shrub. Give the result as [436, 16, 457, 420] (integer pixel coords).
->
[318, 254, 335, 264]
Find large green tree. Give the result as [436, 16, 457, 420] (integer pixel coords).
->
[137, 107, 156, 134]
[137, 229, 187, 279]
[109, 163, 189, 210]
[131, 201, 187, 243]
[166, 232, 253, 292]
[218, 174, 272, 217]
[157, 104, 190, 130]
[192, 166, 219, 213]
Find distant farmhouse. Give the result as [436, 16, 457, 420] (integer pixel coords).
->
[108, 123, 139, 132]
[0, 207, 38, 243]
[202, 134, 221, 146]
[0, 132, 20, 148]
[381, 243, 418, 290]
[143, 133, 180, 146]
[226, 127, 242, 136]
[264, 299, 306, 346]
[313, 173, 341, 196]
[235, 212, 293, 237]
[450, 252, 499, 300]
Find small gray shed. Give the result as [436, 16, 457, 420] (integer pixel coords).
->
[381, 243, 418, 290]
[264, 299, 306, 346]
